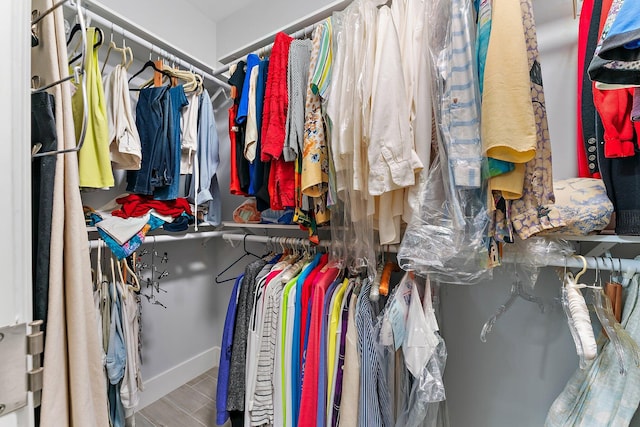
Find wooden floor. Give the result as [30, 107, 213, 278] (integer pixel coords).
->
[135, 367, 231, 427]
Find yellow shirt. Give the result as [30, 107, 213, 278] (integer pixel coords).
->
[73, 27, 114, 188]
[481, 0, 537, 201]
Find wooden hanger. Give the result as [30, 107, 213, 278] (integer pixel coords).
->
[379, 261, 401, 297]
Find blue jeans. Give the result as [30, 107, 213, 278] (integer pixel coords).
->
[106, 285, 126, 427]
[154, 85, 188, 200]
[127, 85, 170, 195]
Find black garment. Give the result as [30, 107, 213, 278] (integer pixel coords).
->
[229, 410, 244, 427]
[228, 61, 246, 107]
[597, 115, 640, 235]
[31, 92, 58, 332]
[228, 62, 251, 193]
[254, 59, 270, 211]
[581, 0, 604, 176]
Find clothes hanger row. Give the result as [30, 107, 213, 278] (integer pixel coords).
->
[101, 24, 134, 74]
[32, 0, 89, 159]
[561, 255, 640, 374]
[128, 47, 204, 94]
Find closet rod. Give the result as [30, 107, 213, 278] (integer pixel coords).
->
[501, 254, 640, 275]
[221, 233, 400, 253]
[88, 230, 226, 250]
[68, 1, 231, 91]
[214, 0, 351, 76]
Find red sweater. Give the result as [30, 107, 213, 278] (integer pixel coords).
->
[261, 32, 294, 161]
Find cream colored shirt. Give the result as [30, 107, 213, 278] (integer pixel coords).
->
[244, 66, 260, 163]
[180, 91, 199, 174]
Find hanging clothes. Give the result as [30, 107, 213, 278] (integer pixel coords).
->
[546, 275, 640, 426]
[31, 92, 58, 331]
[73, 27, 114, 188]
[33, 0, 109, 424]
[577, 0, 603, 178]
[482, 0, 537, 201]
[509, 0, 559, 240]
[217, 251, 446, 427]
[154, 85, 188, 200]
[228, 61, 251, 196]
[187, 90, 222, 226]
[261, 32, 295, 210]
[103, 63, 142, 170]
[180, 91, 199, 174]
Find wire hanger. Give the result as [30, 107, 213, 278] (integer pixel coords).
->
[480, 266, 545, 342]
[215, 235, 262, 284]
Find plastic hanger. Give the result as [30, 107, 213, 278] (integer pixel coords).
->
[121, 259, 141, 294]
[561, 256, 597, 368]
[215, 235, 262, 284]
[101, 27, 133, 74]
[69, 26, 103, 65]
[480, 268, 545, 342]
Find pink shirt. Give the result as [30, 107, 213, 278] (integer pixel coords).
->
[298, 265, 340, 427]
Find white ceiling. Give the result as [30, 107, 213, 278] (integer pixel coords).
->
[182, 0, 257, 22]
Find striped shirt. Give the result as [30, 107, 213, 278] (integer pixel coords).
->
[310, 18, 333, 98]
[356, 279, 393, 427]
[440, 0, 482, 188]
[251, 268, 289, 426]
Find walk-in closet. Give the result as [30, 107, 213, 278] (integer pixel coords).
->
[4, 0, 640, 425]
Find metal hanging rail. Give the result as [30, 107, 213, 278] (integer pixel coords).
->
[214, 0, 351, 76]
[71, 0, 230, 90]
[88, 230, 226, 250]
[221, 233, 400, 252]
[221, 234, 640, 274]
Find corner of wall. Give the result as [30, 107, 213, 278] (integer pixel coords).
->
[137, 346, 221, 410]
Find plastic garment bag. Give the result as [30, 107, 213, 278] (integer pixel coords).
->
[545, 274, 640, 426]
[377, 273, 447, 427]
[398, 0, 491, 285]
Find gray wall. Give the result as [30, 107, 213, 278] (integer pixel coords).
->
[216, 0, 338, 61]
[98, 0, 218, 65]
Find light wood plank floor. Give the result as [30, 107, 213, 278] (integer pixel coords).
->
[135, 368, 231, 427]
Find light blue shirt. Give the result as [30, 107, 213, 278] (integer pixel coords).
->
[187, 90, 221, 226]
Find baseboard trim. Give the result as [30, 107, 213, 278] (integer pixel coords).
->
[137, 346, 220, 410]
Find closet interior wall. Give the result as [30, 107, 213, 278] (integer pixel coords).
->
[75, 0, 640, 425]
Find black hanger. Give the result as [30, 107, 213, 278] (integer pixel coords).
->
[68, 27, 104, 65]
[128, 60, 173, 91]
[215, 235, 263, 284]
[66, 23, 83, 46]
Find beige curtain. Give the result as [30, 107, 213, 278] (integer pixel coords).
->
[31, 1, 109, 425]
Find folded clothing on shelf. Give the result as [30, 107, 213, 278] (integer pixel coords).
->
[111, 194, 193, 219]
